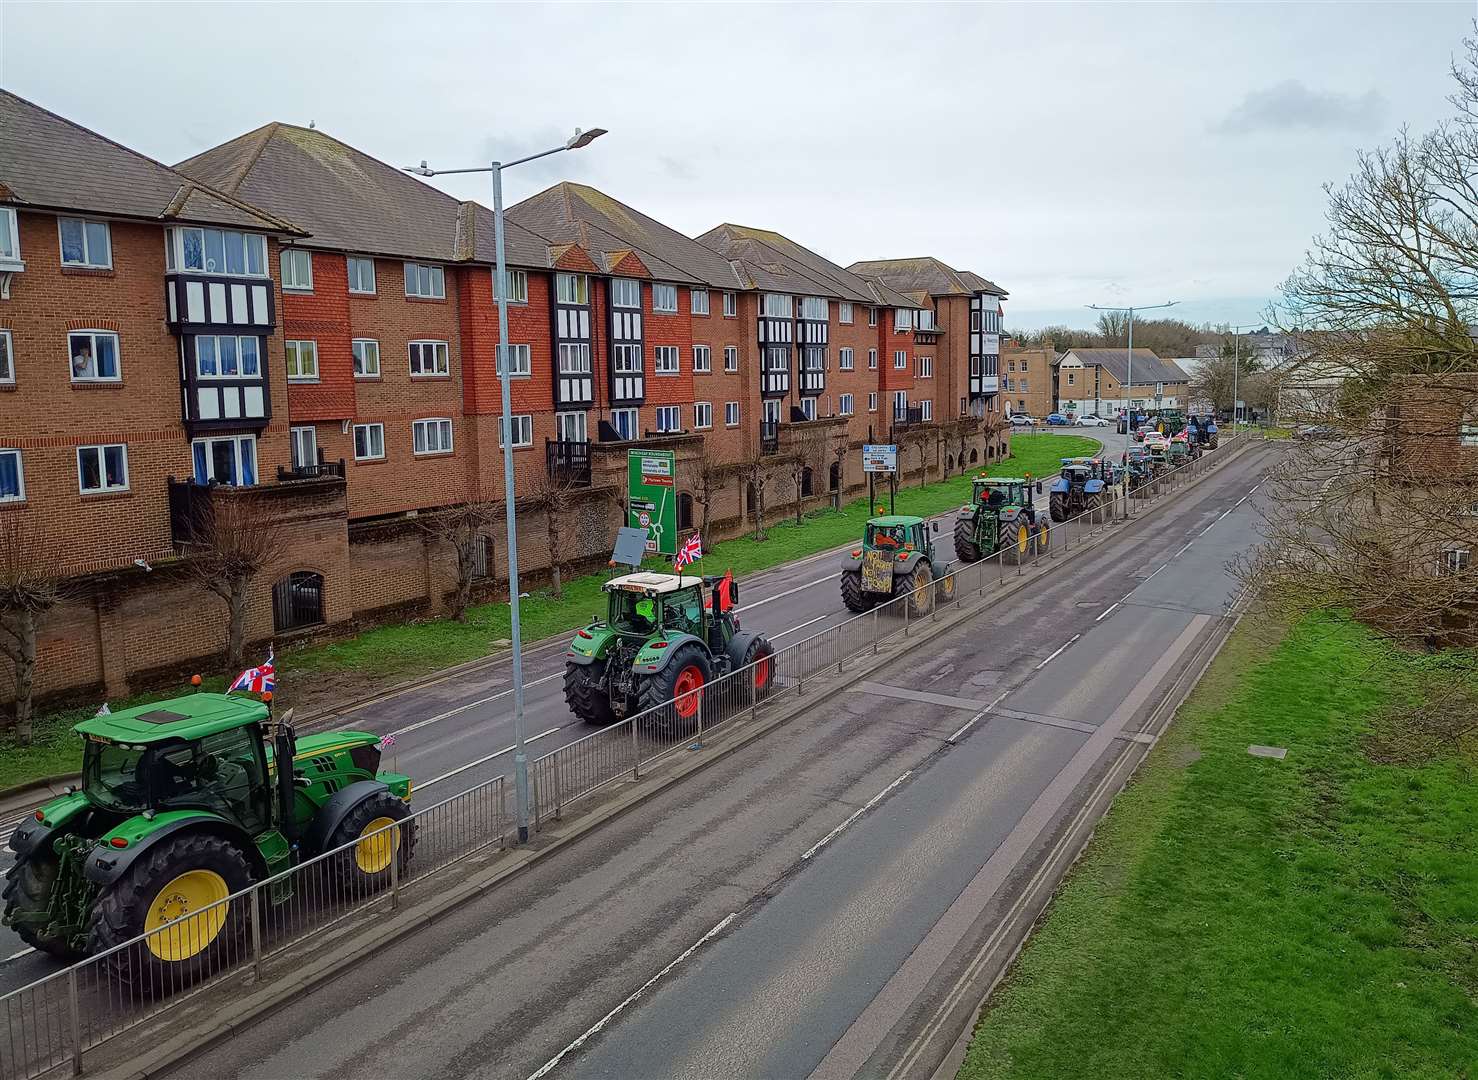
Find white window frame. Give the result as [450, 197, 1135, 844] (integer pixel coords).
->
[280, 248, 313, 292]
[1444, 548, 1472, 575]
[77, 443, 129, 494]
[501, 269, 528, 303]
[656, 405, 682, 432]
[725, 401, 740, 427]
[353, 423, 385, 461]
[556, 273, 589, 304]
[0, 330, 13, 385]
[560, 342, 593, 374]
[192, 434, 258, 486]
[839, 347, 854, 371]
[1067, 371, 1076, 386]
[692, 345, 711, 372]
[352, 338, 380, 378]
[868, 392, 878, 413]
[653, 345, 679, 375]
[612, 277, 641, 309]
[413, 417, 455, 455]
[724, 345, 739, 372]
[613, 343, 641, 375]
[723, 291, 737, 317]
[839, 393, 854, 416]
[0, 448, 24, 503]
[763, 293, 793, 318]
[409, 340, 451, 377]
[694, 401, 713, 429]
[285, 339, 319, 382]
[290, 426, 317, 470]
[555, 411, 587, 443]
[165, 227, 268, 276]
[497, 415, 533, 449]
[499, 343, 532, 377]
[612, 407, 638, 440]
[690, 289, 709, 315]
[894, 350, 907, 370]
[893, 390, 909, 418]
[57, 217, 112, 269]
[347, 256, 376, 295]
[763, 399, 782, 425]
[839, 302, 854, 324]
[1461, 414, 1478, 448]
[920, 399, 933, 421]
[69, 330, 121, 383]
[917, 355, 933, 378]
[801, 296, 828, 320]
[868, 348, 877, 370]
[193, 334, 262, 379]
[404, 261, 446, 299]
[652, 283, 678, 313]
[0, 207, 20, 267]
[800, 397, 817, 420]
[868, 307, 879, 327]
[894, 308, 911, 331]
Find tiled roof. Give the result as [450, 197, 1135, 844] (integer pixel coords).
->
[846, 256, 1008, 299]
[0, 90, 300, 234]
[177, 122, 553, 266]
[508, 183, 746, 289]
[1063, 349, 1190, 385]
[698, 224, 920, 308]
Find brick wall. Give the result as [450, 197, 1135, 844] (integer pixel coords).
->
[1002, 343, 1058, 418]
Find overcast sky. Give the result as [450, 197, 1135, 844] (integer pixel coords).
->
[1, 1, 1471, 330]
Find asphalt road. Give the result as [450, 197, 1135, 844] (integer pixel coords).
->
[154, 441, 1276, 1080]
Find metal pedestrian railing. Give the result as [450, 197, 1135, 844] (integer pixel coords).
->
[0, 436, 1244, 1080]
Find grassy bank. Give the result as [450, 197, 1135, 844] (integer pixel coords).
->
[957, 612, 1478, 1079]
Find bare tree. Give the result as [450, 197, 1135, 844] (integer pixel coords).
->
[684, 439, 728, 541]
[737, 451, 780, 542]
[786, 423, 833, 525]
[525, 467, 584, 600]
[419, 494, 503, 621]
[0, 516, 65, 746]
[189, 492, 287, 672]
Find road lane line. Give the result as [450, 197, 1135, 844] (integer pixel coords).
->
[736, 573, 834, 613]
[419, 726, 563, 789]
[1095, 602, 1120, 622]
[527, 912, 740, 1079]
[1143, 563, 1168, 582]
[387, 672, 563, 738]
[1175, 542, 1194, 557]
[947, 691, 1009, 744]
[1033, 634, 1080, 671]
[773, 614, 830, 640]
[802, 771, 914, 861]
[2, 947, 36, 963]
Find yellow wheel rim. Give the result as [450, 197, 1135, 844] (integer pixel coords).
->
[143, 870, 230, 961]
[1017, 524, 1030, 552]
[1039, 525, 1050, 549]
[355, 816, 399, 874]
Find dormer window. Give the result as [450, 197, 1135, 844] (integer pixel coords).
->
[801, 296, 827, 320]
[280, 249, 313, 292]
[166, 227, 268, 276]
[894, 308, 911, 331]
[763, 293, 792, 318]
[556, 273, 588, 304]
[612, 277, 641, 309]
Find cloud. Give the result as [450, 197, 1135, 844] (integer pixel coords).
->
[1213, 80, 1385, 135]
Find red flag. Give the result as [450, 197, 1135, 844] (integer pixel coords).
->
[717, 570, 734, 613]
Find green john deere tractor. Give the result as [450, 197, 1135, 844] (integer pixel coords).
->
[840, 515, 957, 616]
[564, 571, 776, 732]
[3, 694, 413, 987]
[953, 477, 1050, 565]
[1156, 409, 1187, 437]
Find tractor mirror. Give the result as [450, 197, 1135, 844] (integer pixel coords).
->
[279, 707, 296, 727]
[931, 520, 940, 533]
[1036, 482, 1044, 494]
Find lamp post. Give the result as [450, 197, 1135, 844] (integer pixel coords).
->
[404, 126, 607, 843]
[1223, 322, 1259, 429]
[1087, 300, 1178, 434]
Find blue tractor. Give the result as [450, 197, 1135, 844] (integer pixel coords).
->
[1048, 456, 1115, 523]
[1187, 414, 1219, 449]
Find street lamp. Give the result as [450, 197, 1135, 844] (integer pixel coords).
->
[1087, 300, 1178, 431]
[1223, 322, 1260, 429]
[404, 126, 607, 843]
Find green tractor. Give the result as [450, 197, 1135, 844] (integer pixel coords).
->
[1155, 409, 1187, 437]
[1125, 447, 1154, 492]
[564, 571, 776, 732]
[840, 515, 958, 615]
[3, 693, 412, 987]
[953, 476, 1050, 565]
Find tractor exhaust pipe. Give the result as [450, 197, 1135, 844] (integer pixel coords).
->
[272, 705, 300, 845]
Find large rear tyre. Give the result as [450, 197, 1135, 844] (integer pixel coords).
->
[953, 516, 981, 563]
[325, 790, 415, 895]
[565, 659, 618, 726]
[3, 855, 85, 960]
[737, 635, 776, 703]
[89, 833, 255, 990]
[1004, 520, 1031, 565]
[1048, 491, 1068, 523]
[637, 645, 712, 737]
[1035, 518, 1051, 554]
[904, 562, 935, 618]
[1086, 495, 1103, 524]
[840, 570, 875, 613]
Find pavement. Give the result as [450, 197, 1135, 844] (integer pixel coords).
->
[145, 441, 1276, 1080]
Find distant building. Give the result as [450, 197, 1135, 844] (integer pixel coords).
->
[1054, 348, 1190, 417]
[998, 340, 1058, 419]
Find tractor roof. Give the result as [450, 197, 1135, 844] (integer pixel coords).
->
[604, 571, 703, 595]
[976, 476, 1028, 485]
[1061, 457, 1101, 465]
[867, 514, 925, 527]
[74, 692, 268, 744]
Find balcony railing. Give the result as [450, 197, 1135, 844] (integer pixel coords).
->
[276, 458, 345, 483]
[167, 478, 211, 546]
[760, 422, 780, 455]
[546, 438, 592, 485]
[893, 406, 927, 428]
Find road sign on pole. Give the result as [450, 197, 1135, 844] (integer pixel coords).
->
[862, 444, 897, 473]
[627, 449, 677, 556]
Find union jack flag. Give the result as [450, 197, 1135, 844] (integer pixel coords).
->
[378, 733, 397, 750]
[228, 651, 275, 695]
[674, 532, 702, 571]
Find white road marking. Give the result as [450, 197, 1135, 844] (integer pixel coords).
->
[2, 947, 36, 963]
[387, 672, 564, 738]
[736, 573, 834, 613]
[773, 614, 830, 640]
[947, 691, 1009, 744]
[802, 771, 914, 861]
[527, 911, 740, 1079]
[1235, 495, 1249, 507]
[1143, 563, 1168, 582]
[1095, 602, 1120, 622]
[419, 726, 562, 789]
[1175, 542, 1194, 557]
[1034, 634, 1081, 671]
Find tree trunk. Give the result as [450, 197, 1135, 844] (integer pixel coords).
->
[794, 472, 804, 525]
[226, 579, 249, 670]
[450, 541, 473, 622]
[11, 608, 36, 746]
[755, 484, 768, 542]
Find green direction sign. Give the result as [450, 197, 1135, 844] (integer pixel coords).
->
[627, 448, 677, 557]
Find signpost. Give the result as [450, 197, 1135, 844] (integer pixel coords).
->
[627, 448, 677, 556]
[862, 441, 898, 515]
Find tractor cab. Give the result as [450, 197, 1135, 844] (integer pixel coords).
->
[969, 475, 1036, 514]
[865, 515, 932, 555]
[601, 571, 713, 644]
[1157, 409, 1187, 437]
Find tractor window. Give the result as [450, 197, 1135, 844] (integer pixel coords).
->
[664, 588, 705, 637]
[152, 728, 268, 830]
[868, 524, 907, 548]
[611, 591, 658, 635]
[83, 742, 151, 812]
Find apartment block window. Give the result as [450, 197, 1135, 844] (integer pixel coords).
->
[353, 423, 385, 461]
[496, 415, 533, 449]
[920, 399, 933, 421]
[77, 444, 128, 494]
[652, 283, 678, 313]
[915, 309, 936, 331]
[839, 393, 854, 415]
[763, 293, 792, 318]
[839, 347, 854, 371]
[694, 401, 713, 429]
[654, 346, 679, 374]
[1443, 549, 1472, 575]
[1020, 378, 1029, 393]
[725, 401, 740, 427]
[500, 343, 532, 377]
[69, 330, 120, 382]
[612, 408, 638, 440]
[613, 343, 641, 374]
[1005, 378, 1014, 392]
[347, 256, 376, 294]
[612, 277, 641, 309]
[894, 308, 910, 331]
[556, 273, 589, 304]
[409, 340, 450, 377]
[691, 289, 709, 315]
[352, 338, 380, 378]
[0, 449, 23, 502]
[893, 350, 907, 370]
[501, 269, 527, 303]
[1462, 410, 1478, 447]
[555, 411, 587, 443]
[0, 331, 11, 384]
[290, 426, 317, 470]
[1020, 358, 1029, 371]
[971, 310, 981, 331]
[656, 405, 682, 432]
[868, 392, 878, 412]
[195, 334, 261, 378]
[281, 249, 313, 291]
[560, 342, 592, 373]
[724, 345, 739, 372]
[192, 434, 257, 486]
[693, 345, 711, 372]
[917, 355, 933, 378]
[868, 348, 877, 370]
[1155, 382, 1165, 396]
[166, 227, 267, 276]
[723, 291, 737, 317]
[839, 302, 854, 324]
[1067, 371, 1076, 386]
[58, 217, 111, 268]
[868, 307, 879, 327]
[800, 397, 817, 420]
[763, 399, 782, 424]
[801, 296, 828, 320]
[0, 209, 19, 266]
[404, 261, 446, 299]
[286, 340, 319, 381]
[1009, 359, 1016, 372]
[413, 418, 455, 455]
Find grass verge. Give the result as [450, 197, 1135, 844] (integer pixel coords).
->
[956, 611, 1478, 1079]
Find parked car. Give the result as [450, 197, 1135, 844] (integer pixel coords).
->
[1046, 413, 1069, 425]
[1076, 416, 1109, 427]
[1009, 414, 1038, 426]
[1294, 424, 1340, 441]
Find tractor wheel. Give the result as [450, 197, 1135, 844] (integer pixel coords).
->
[3, 854, 85, 960]
[89, 832, 255, 989]
[953, 516, 981, 563]
[1035, 519, 1051, 553]
[935, 569, 958, 605]
[326, 790, 415, 895]
[904, 562, 935, 618]
[737, 635, 776, 703]
[840, 570, 875, 613]
[1004, 520, 1031, 565]
[1048, 491, 1068, 523]
[564, 659, 618, 726]
[638, 644, 712, 736]
[1086, 495, 1103, 524]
